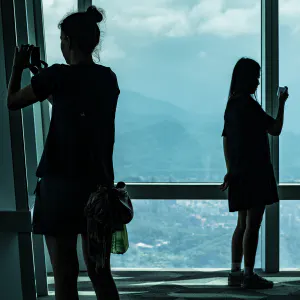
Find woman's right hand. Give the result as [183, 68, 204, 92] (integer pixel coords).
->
[220, 173, 230, 191]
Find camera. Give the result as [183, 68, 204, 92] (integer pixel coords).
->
[278, 86, 288, 95]
[30, 46, 41, 69]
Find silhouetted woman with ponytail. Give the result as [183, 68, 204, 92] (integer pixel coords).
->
[221, 58, 288, 289]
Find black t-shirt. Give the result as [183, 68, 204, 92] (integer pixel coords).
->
[222, 95, 275, 175]
[31, 63, 120, 182]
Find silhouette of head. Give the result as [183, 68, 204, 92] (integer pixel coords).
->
[229, 58, 260, 99]
[58, 6, 104, 64]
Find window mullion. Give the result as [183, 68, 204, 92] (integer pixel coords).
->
[78, 0, 92, 11]
[261, 0, 280, 273]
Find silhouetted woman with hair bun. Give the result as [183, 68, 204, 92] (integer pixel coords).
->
[221, 57, 289, 290]
[6, 5, 120, 300]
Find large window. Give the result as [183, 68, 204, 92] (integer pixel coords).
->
[40, 0, 264, 269]
[23, 0, 300, 273]
[279, 0, 300, 268]
[111, 200, 262, 268]
[280, 200, 300, 268]
[94, 0, 261, 183]
[279, 0, 300, 183]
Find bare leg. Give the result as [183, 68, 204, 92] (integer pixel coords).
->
[231, 210, 247, 268]
[45, 234, 79, 300]
[81, 232, 120, 300]
[243, 205, 265, 270]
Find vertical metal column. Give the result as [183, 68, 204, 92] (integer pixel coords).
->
[261, 0, 280, 273]
[27, 0, 51, 147]
[0, 0, 37, 298]
[26, 0, 50, 296]
[78, 0, 92, 12]
[13, 0, 37, 295]
[14, 0, 38, 210]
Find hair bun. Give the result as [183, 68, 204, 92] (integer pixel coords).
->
[86, 6, 103, 23]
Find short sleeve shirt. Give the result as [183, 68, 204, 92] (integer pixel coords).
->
[222, 95, 275, 175]
[31, 63, 120, 182]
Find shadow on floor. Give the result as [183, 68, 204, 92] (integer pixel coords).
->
[38, 270, 300, 299]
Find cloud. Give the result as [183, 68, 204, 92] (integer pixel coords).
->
[42, 0, 77, 63]
[101, 0, 260, 38]
[279, 0, 300, 34]
[195, 1, 260, 37]
[101, 37, 126, 61]
[42, 0, 77, 28]
[198, 51, 207, 58]
[111, 7, 191, 37]
[42, 0, 126, 63]
[42, 0, 263, 64]
[280, 0, 300, 16]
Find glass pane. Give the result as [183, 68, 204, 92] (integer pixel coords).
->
[111, 200, 262, 268]
[42, 0, 77, 65]
[279, 0, 300, 182]
[280, 200, 300, 269]
[42, 0, 77, 116]
[93, 0, 261, 182]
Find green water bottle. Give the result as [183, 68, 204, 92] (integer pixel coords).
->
[111, 224, 129, 254]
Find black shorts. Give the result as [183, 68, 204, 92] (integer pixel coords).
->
[32, 175, 98, 236]
[228, 168, 279, 212]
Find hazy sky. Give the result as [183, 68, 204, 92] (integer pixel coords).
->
[42, 0, 300, 133]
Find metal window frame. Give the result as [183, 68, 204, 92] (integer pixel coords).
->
[24, 1, 46, 298]
[127, 0, 280, 274]
[6, 1, 298, 298]
[25, 0, 56, 297]
[125, 183, 300, 201]
[261, 0, 279, 273]
[0, 0, 37, 299]
[37, 0, 287, 274]
[78, 0, 92, 11]
[27, 0, 51, 148]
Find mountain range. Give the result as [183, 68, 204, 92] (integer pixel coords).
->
[114, 90, 300, 183]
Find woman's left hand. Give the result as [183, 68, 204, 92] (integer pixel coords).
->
[279, 86, 289, 104]
[220, 173, 230, 191]
[13, 44, 34, 70]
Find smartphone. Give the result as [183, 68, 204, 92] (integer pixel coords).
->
[31, 47, 41, 69]
[278, 86, 288, 95]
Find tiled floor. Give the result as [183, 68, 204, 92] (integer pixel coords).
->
[38, 269, 300, 299]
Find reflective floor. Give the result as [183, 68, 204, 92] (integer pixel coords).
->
[38, 269, 300, 299]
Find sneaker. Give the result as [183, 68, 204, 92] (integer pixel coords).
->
[242, 273, 274, 289]
[228, 270, 244, 287]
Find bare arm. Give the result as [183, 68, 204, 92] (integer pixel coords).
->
[7, 67, 39, 110]
[7, 46, 53, 109]
[267, 101, 286, 136]
[267, 90, 289, 136]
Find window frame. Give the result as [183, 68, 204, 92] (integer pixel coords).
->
[28, 0, 300, 288]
